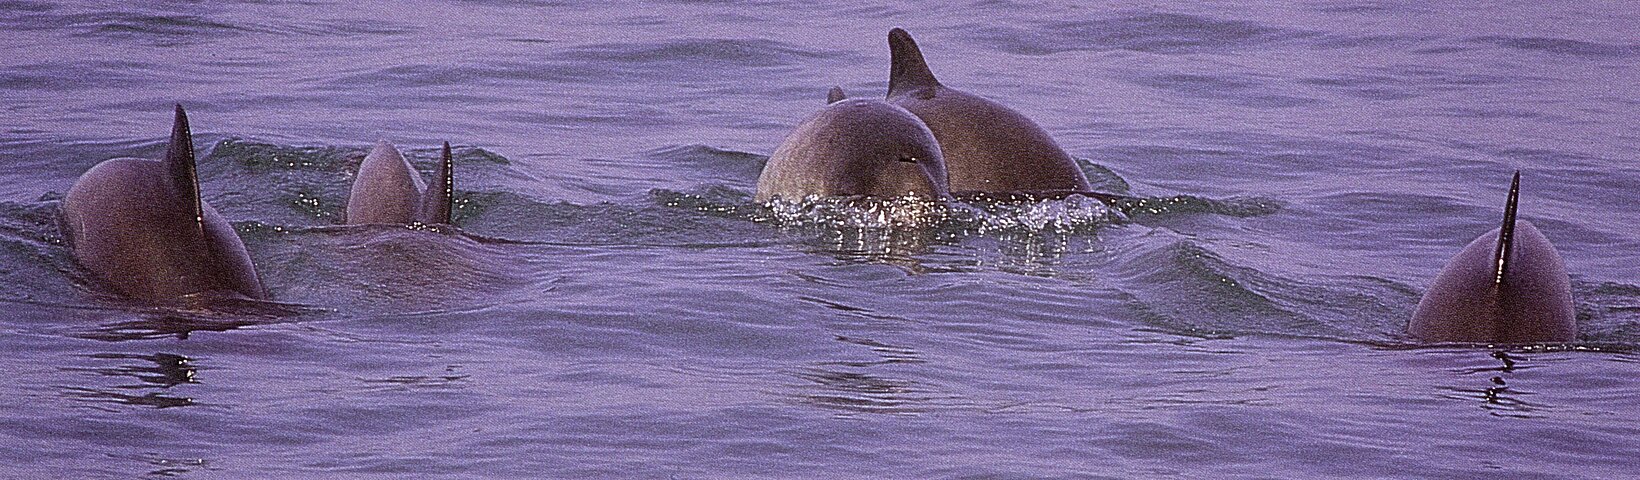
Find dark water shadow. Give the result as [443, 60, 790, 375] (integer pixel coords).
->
[60, 352, 199, 410]
[784, 334, 957, 417]
[72, 297, 322, 342]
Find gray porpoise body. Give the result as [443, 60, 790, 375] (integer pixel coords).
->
[885, 27, 1092, 194]
[1409, 176, 1575, 343]
[60, 106, 266, 301]
[755, 96, 949, 202]
[345, 141, 453, 225]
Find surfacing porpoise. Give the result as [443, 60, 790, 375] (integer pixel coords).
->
[1409, 172, 1576, 343]
[885, 27, 1092, 195]
[346, 141, 454, 225]
[59, 105, 266, 301]
[755, 87, 949, 202]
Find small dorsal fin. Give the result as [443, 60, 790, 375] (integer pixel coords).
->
[419, 141, 454, 224]
[1492, 171, 1521, 286]
[887, 27, 941, 98]
[163, 104, 204, 227]
[827, 86, 847, 104]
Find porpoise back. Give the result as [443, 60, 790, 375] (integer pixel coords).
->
[1409, 172, 1576, 343]
[60, 105, 266, 301]
[885, 27, 1092, 194]
[346, 141, 454, 225]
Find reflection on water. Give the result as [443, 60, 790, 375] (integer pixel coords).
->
[791, 334, 948, 417]
[822, 335, 924, 367]
[357, 364, 472, 394]
[73, 296, 317, 341]
[78, 315, 259, 342]
[61, 353, 198, 410]
[1436, 350, 1545, 418]
[105, 452, 210, 478]
[792, 367, 938, 416]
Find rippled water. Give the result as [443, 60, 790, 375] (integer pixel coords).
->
[3, 0, 1639, 477]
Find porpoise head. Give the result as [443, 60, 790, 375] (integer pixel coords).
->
[827, 100, 949, 199]
[755, 95, 949, 202]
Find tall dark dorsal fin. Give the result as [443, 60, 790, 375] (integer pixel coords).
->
[887, 27, 940, 98]
[164, 104, 204, 227]
[419, 141, 454, 224]
[1492, 171, 1521, 286]
[827, 86, 847, 104]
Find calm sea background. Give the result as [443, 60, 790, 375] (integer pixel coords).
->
[2, 0, 1638, 478]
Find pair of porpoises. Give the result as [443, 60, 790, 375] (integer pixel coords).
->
[56, 28, 1576, 345]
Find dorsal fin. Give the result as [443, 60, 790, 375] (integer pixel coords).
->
[163, 104, 204, 227]
[887, 27, 941, 98]
[1492, 171, 1521, 286]
[418, 141, 454, 224]
[827, 86, 847, 104]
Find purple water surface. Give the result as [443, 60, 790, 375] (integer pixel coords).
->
[0, 0, 1637, 477]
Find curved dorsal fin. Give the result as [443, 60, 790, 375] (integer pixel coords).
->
[1492, 171, 1521, 286]
[418, 141, 454, 224]
[827, 86, 847, 104]
[163, 104, 204, 228]
[887, 27, 940, 98]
